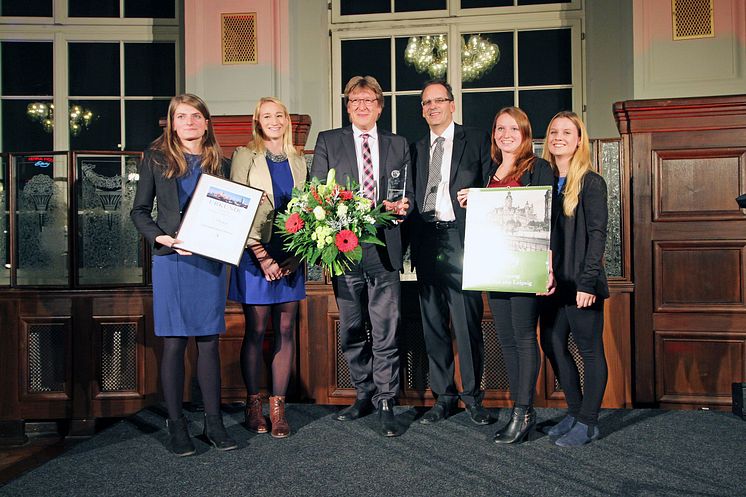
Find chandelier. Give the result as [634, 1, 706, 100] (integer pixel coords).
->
[27, 103, 95, 136]
[404, 34, 500, 82]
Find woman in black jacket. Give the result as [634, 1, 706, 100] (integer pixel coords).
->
[540, 111, 609, 447]
[457, 107, 555, 443]
[131, 94, 236, 456]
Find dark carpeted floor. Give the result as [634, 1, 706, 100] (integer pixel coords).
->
[0, 405, 744, 497]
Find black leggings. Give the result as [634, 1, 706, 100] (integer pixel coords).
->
[540, 299, 607, 426]
[488, 292, 540, 407]
[161, 335, 222, 419]
[240, 301, 298, 397]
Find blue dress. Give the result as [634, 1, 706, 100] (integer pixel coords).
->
[152, 154, 227, 336]
[228, 156, 306, 304]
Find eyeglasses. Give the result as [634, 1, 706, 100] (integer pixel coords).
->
[348, 98, 378, 108]
[421, 97, 452, 108]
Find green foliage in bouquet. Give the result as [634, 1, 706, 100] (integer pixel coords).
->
[275, 168, 394, 276]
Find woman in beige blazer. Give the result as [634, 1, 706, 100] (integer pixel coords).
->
[227, 97, 307, 438]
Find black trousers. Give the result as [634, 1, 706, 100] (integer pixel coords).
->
[540, 297, 607, 426]
[332, 244, 400, 408]
[416, 225, 484, 406]
[488, 292, 540, 407]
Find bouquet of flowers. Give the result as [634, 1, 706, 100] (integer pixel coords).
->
[275, 168, 394, 276]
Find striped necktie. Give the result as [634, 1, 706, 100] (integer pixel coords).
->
[423, 136, 445, 213]
[361, 133, 375, 204]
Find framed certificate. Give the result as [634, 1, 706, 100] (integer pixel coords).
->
[175, 173, 262, 266]
[462, 186, 552, 293]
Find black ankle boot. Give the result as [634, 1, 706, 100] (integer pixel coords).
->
[203, 414, 238, 451]
[493, 406, 536, 444]
[167, 416, 196, 456]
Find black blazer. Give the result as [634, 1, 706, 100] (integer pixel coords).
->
[130, 150, 230, 256]
[310, 126, 413, 271]
[487, 157, 555, 188]
[408, 124, 492, 264]
[550, 171, 609, 299]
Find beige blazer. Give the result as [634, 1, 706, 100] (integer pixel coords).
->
[230, 146, 307, 245]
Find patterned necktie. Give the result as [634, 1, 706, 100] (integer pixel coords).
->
[423, 136, 445, 213]
[361, 133, 375, 204]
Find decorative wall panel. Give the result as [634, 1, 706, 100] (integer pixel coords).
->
[655, 241, 745, 310]
[656, 332, 745, 404]
[654, 149, 746, 221]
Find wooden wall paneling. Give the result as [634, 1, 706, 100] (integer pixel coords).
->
[616, 95, 746, 409]
[0, 297, 25, 445]
[632, 132, 656, 404]
[69, 297, 94, 435]
[653, 149, 746, 222]
[220, 304, 250, 402]
[654, 241, 745, 312]
[655, 331, 746, 409]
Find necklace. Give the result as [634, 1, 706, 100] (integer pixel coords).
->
[266, 150, 288, 163]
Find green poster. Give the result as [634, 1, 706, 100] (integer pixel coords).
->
[462, 186, 552, 293]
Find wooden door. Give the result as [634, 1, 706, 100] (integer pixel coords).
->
[616, 96, 746, 409]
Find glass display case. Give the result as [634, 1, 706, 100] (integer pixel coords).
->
[5, 151, 145, 288]
[75, 152, 144, 286]
[0, 154, 7, 286]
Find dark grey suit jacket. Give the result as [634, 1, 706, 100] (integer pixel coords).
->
[408, 123, 492, 267]
[130, 150, 229, 256]
[310, 126, 413, 271]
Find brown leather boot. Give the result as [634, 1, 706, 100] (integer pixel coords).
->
[244, 393, 268, 433]
[269, 395, 290, 438]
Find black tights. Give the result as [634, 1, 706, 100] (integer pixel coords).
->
[241, 302, 298, 396]
[161, 335, 222, 420]
[540, 299, 607, 426]
[488, 293, 540, 407]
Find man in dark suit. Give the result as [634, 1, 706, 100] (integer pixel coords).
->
[311, 75, 412, 437]
[409, 80, 493, 425]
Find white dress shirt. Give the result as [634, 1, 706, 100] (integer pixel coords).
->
[429, 121, 455, 222]
[352, 124, 380, 201]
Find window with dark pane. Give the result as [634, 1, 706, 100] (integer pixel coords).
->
[341, 0, 389, 15]
[1, 42, 53, 96]
[461, 32, 513, 89]
[460, 0, 512, 8]
[518, 29, 571, 86]
[69, 43, 120, 96]
[124, 0, 175, 18]
[2, 100, 53, 152]
[69, 100, 121, 150]
[124, 43, 176, 97]
[341, 39, 391, 92]
[69, 0, 118, 17]
[518, 88, 572, 139]
[1, 0, 52, 17]
[395, 0, 446, 12]
[125, 100, 170, 151]
[395, 95, 429, 144]
[461, 91, 513, 134]
[518, 0, 570, 5]
[396, 36, 447, 92]
[341, 96, 391, 132]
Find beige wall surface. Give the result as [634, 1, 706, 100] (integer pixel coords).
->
[585, 0, 634, 138]
[633, 0, 746, 99]
[184, 0, 328, 149]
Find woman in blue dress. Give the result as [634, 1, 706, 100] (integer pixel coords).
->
[131, 94, 237, 456]
[229, 97, 307, 438]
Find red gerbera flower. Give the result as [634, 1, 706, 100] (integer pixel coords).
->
[285, 212, 304, 234]
[339, 190, 353, 201]
[335, 229, 358, 253]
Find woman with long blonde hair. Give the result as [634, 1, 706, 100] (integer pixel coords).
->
[540, 111, 609, 447]
[131, 94, 237, 456]
[228, 97, 307, 438]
